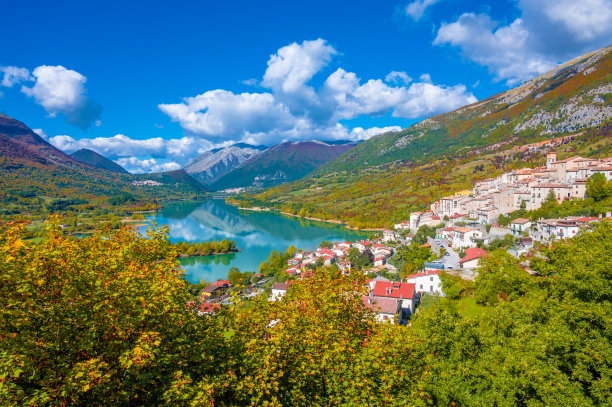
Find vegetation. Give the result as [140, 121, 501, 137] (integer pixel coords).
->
[1, 220, 611, 405]
[170, 239, 237, 258]
[231, 127, 612, 228]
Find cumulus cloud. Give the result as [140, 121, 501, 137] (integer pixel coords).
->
[434, 0, 612, 84]
[262, 39, 336, 94]
[348, 126, 402, 140]
[1, 66, 33, 87]
[403, 0, 443, 21]
[21, 65, 102, 129]
[385, 71, 412, 85]
[159, 90, 296, 140]
[114, 157, 182, 174]
[47, 134, 198, 162]
[159, 39, 476, 147]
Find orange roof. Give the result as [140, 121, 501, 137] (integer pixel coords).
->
[460, 248, 488, 264]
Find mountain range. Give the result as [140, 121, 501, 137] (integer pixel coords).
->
[208, 140, 358, 191]
[242, 45, 612, 228]
[184, 143, 267, 186]
[0, 114, 206, 202]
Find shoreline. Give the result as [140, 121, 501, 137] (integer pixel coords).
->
[176, 249, 241, 260]
[238, 206, 385, 232]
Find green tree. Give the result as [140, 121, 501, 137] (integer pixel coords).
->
[586, 173, 611, 201]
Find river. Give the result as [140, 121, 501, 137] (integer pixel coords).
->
[141, 200, 372, 283]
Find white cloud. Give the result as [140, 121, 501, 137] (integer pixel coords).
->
[434, 0, 612, 84]
[1, 66, 33, 87]
[21, 65, 102, 129]
[404, 0, 442, 21]
[159, 90, 296, 140]
[115, 157, 181, 174]
[262, 38, 336, 94]
[395, 82, 477, 118]
[324, 68, 476, 120]
[32, 128, 48, 140]
[159, 38, 476, 148]
[385, 71, 412, 85]
[47, 134, 199, 162]
[348, 126, 402, 140]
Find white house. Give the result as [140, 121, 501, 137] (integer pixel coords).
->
[405, 270, 445, 296]
[510, 218, 532, 236]
[459, 247, 488, 270]
[371, 281, 417, 323]
[269, 282, 290, 301]
[361, 296, 401, 324]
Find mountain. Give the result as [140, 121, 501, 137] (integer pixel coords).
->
[210, 140, 357, 191]
[0, 113, 82, 168]
[317, 45, 612, 175]
[69, 148, 129, 174]
[241, 45, 612, 228]
[184, 143, 267, 186]
[0, 113, 206, 203]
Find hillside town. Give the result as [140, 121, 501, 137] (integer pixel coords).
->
[193, 152, 611, 324]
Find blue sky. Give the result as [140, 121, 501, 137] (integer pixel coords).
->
[1, 0, 611, 172]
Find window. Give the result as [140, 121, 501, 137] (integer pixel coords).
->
[430, 286, 433, 292]
[420, 284, 423, 289]
[430, 277, 433, 281]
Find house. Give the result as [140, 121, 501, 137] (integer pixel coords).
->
[532, 217, 599, 241]
[449, 227, 483, 249]
[371, 281, 417, 322]
[373, 256, 386, 267]
[270, 282, 290, 301]
[367, 276, 391, 291]
[361, 296, 401, 324]
[510, 218, 532, 236]
[382, 230, 398, 242]
[459, 247, 488, 269]
[405, 270, 444, 296]
[197, 302, 220, 316]
[200, 280, 232, 299]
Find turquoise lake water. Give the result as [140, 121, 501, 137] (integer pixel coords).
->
[142, 200, 372, 284]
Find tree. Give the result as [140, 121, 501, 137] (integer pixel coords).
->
[586, 173, 611, 201]
[318, 241, 332, 249]
[227, 267, 243, 285]
[0, 221, 218, 405]
[413, 225, 435, 246]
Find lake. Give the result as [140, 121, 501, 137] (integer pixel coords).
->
[142, 200, 372, 283]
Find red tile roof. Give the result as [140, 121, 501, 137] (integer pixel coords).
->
[198, 303, 220, 313]
[272, 282, 289, 291]
[459, 248, 488, 264]
[372, 281, 416, 299]
[361, 296, 400, 315]
[404, 270, 441, 280]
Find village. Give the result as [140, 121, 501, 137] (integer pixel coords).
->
[193, 152, 612, 324]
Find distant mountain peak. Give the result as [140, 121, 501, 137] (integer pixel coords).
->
[184, 143, 268, 185]
[69, 148, 129, 174]
[208, 139, 356, 191]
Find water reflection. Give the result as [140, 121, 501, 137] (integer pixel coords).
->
[146, 200, 372, 283]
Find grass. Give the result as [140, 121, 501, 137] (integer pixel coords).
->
[456, 296, 484, 319]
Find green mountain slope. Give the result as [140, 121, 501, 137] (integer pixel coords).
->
[317, 45, 612, 175]
[69, 149, 129, 174]
[210, 141, 356, 191]
[238, 45, 612, 228]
